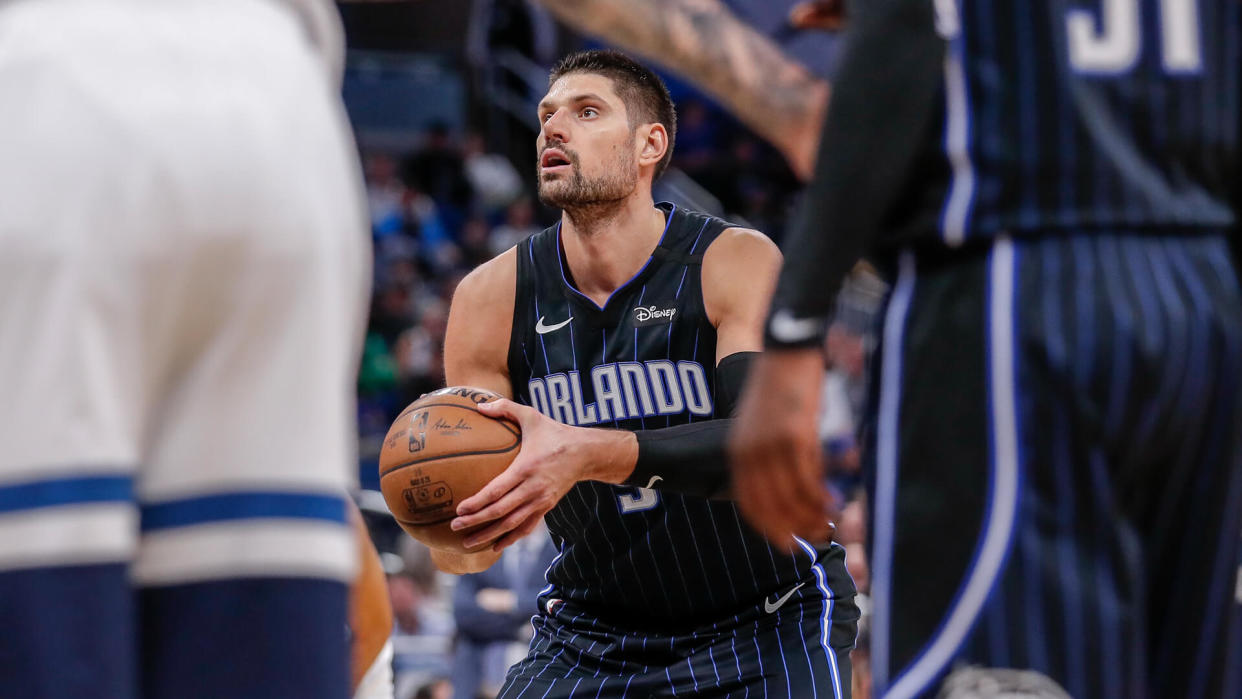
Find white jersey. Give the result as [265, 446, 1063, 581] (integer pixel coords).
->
[0, 0, 370, 695]
[353, 640, 395, 699]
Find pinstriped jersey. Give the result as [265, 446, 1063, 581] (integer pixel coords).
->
[903, 0, 1240, 247]
[507, 203, 846, 628]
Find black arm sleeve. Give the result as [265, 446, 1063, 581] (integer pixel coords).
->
[622, 352, 757, 498]
[764, 0, 946, 348]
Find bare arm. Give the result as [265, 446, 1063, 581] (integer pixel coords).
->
[701, 227, 783, 361]
[734, 0, 945, 546]
[348, 501, 393, 693]
[428, 249, 519, 575]
[537, 0, 829, 180]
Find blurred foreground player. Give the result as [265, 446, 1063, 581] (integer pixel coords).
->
[732, 0, 1242, 697]
[0, 1, 368, 697]
[532, 0, 831, 179]
[350, 502, 395, 699]
[432, 50, 858, 697]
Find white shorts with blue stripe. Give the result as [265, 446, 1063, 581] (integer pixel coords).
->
[0, 0, 368, 695]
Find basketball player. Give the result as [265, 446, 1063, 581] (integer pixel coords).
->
[431, 49, 859, 697]
[0, 1, 368, 697]
[730, 0, 1242, 697]
[350, 502, 396, 699]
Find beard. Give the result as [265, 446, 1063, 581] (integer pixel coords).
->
[536, 145, 638, 211]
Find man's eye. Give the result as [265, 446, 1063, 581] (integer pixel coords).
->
[581, 108, 598, 118]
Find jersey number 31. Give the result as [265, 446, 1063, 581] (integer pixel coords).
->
[1068, 0, 1201, 74]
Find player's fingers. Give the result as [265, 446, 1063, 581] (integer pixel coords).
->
[752, 450, 822, 547]
[462, 500, 542, 550]
[477, 398, 527, 422]
[454, 471, 530, 525]
[455, 456, 528, 516]
[747, 476, 798, 550]
[736, 455, 798, 547]
[490, 513, 544, 551]
[766, 473, 813, 547]
[788, 0, 845, 30]
[782, 441, 830, 532]
[784, 479, 829, 538]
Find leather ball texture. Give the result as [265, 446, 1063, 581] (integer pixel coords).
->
[379, 387, 520, 553]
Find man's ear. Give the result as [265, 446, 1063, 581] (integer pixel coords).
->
[637, 123, 669, 170]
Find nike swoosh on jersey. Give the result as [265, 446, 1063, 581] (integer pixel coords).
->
[764, 581, 807, 614]
[535, 315, 574, 334]
[644, 476, 663, 489]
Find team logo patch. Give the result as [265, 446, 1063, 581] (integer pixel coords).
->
[401, 480, 454, 523]
[633, 302, 677, 327]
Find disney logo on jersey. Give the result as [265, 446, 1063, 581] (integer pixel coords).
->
[632, 302, 677, 327]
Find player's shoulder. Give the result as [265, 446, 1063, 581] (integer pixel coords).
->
[661, 202, 779, 260]
[445, 247, 520, 384]
[453, 246, 519, 309]
[700, 226, 782, 325]
[702, 225, 782, 274]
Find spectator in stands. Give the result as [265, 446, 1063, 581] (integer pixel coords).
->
[459, 215, 496, 269]
[852, 624, 872, 699]
[366, 151, 410, 238]
[404, 122, 474, 235]
[450, 525, 557, 699]
[671, 99, 721, 180]
[390, 539, 455, 699]
[412, 677, 453, 699]
[462, 132, 524, 215]
[488, 197, 542, 256]
[394, 300, 450, 406]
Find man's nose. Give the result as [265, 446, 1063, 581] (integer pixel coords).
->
[541, 108, 570, 143]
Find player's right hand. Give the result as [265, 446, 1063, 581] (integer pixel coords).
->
[788, 0, 847, 32]
[728, 349, 835, 549]
[449, 399, 581, 552]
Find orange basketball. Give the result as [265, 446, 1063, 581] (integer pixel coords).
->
[378, 387, 520, 553]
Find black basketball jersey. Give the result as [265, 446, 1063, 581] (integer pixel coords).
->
[507, 202, 845, 628]
[898, 0, 1239, 248]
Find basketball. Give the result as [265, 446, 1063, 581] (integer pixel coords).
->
[379, 387, 520, 553]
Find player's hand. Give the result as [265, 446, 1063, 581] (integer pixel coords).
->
[789, 0, 847, 32]
[728, 349, 834, 549]
[450, 399, 586, 552]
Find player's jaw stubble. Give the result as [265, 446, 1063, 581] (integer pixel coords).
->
[537, 145, 638, 214]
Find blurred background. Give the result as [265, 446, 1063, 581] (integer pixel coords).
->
[339, 3, 878, 697]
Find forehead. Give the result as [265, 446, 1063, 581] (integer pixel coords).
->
[541, 72, 624, 109]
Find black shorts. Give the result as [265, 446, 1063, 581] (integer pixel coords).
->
[498, 551, 859, 699]
[867, 233, 1242, 698]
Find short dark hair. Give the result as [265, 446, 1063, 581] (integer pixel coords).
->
[548, 49, 677, 179]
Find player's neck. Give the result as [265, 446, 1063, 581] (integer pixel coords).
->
[559, 190, 666, 307]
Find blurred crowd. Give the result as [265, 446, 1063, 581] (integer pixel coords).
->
[353, 116, 882, 699]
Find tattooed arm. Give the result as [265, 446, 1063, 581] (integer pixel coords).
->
[536, 0, 829, 180]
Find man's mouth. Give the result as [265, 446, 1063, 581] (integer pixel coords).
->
[540, 149, 572, 172]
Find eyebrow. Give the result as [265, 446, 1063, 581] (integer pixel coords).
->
[537, 93, 608, 113]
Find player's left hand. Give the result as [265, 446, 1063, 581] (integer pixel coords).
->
[728, 349, 835, 549]
[451, 399, 586, 552]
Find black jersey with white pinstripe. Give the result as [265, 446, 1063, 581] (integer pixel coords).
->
[507, 202, 848, 629]
[910, 0, 1241, 247]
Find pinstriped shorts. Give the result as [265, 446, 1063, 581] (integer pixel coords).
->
[498, 575, 859, 698]
[868, 233, 1242, 699]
